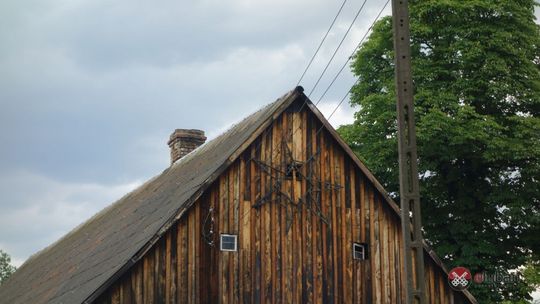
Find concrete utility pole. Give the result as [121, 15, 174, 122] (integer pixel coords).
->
[391, 0, 427, 303]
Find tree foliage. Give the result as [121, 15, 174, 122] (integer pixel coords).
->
[0, 250, 16, 285]
[339, 0, 540, 302]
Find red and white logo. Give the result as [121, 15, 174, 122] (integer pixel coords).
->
[448, 267, 472, 290]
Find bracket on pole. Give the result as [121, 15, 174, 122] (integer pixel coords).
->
[391, 0, 426, 303]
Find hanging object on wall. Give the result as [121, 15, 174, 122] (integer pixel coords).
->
[251, 140, 333, 233]
[202, 206, 215, 246]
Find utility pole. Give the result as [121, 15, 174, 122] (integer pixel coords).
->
[391, 0, 426, 303]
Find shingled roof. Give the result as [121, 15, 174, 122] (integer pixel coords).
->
[0, 88, 301, 304]
[0, 87, 475, 303]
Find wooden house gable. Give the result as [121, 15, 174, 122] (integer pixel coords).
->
[94, 91, 476, 304]
[0, 87, 475, 303]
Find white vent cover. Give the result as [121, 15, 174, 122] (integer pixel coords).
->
[220, 234, 238, 252]
[353, 243, 367, 260]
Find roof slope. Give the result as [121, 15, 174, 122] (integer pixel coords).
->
[0, 88, 300, 304]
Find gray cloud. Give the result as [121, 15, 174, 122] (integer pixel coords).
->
[0, 170, 141, 266]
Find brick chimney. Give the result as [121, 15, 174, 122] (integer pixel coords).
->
[168, 129, 207, 164]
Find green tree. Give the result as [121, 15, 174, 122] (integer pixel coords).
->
[339, 0, 540, 302]
[0, 250, 16, 285]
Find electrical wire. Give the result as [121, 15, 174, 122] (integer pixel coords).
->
[315, 0, 390, 105]
[236, 0, 387, 193]
[258, 0, 390, 164]
[296, 0, 349, 86]
[307, 0, 369, 97]
[224, 3, 389, 227]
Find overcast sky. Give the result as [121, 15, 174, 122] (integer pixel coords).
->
[0, 0, 396, 267]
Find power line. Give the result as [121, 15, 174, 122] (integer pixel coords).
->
[296, 0, 349, 87]
[239, 0, 386, 179]
[327, 79, 357, 119]
[315, 0, 390, 105]
[203, 1, 389, 232]
[240, 0, 387, 175]
[230, 2, 391, 232]
[289, 0, 388, 140]
[307, 0, 369, 97]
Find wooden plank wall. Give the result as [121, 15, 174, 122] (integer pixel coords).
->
[93, 194, 208, 304]
[94, 103, 472, 304]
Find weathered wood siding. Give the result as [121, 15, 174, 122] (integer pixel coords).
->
[95, 102, 472, 303]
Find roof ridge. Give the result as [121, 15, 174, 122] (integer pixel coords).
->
[169, 95, 282, 170]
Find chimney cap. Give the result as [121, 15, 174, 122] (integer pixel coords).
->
[167, 129, 207, 146]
